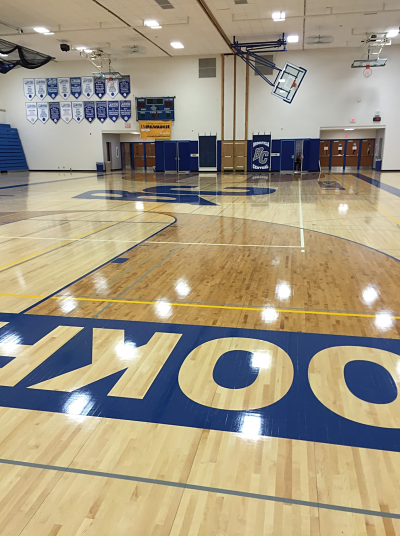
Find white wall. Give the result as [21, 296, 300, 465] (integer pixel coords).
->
[0, 46, 399, 170]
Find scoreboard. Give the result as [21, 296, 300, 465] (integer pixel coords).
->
[136, 97, 175, 121]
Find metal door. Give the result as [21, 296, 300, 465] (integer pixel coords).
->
[178, 141, 191, 172]
[280, 140, 295, 172]
[164, 142, 177, 171]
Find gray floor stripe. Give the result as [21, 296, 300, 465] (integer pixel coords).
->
[0, 457, 399, 519]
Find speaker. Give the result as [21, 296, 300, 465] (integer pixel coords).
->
[60, 44, 70, 52]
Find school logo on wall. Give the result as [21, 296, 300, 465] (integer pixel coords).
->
[0, 313, 399, 452]
[252, 135, 271, 171]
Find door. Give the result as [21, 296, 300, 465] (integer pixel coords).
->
[331, 140, 344, 169]
[133, 143, 145, 169]
[199, 135, 217, 171]
[281, 140, 295, 172]
[319, 140, 330, 168]
[234, 141, 247, 171]
[121, 143, 132, 170]
[221, 141, 234, 171]
[164, 142, 177, 171]
[360, 139, 375, 168]
[145, 142, 156, 169]
[178, 141, 191, 172]
[345, 139, 360, 168]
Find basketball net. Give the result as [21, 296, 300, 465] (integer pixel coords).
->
[363, 65, 372, 78]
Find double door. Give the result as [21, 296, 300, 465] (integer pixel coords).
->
[133, 142, 155, 170]
[221, 141, 247, 172]
[164, 141, 191, 172]
[320, 139, 375, 170]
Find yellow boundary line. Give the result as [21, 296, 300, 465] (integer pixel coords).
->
[374, 205, 400, 226]
[0, 293, 398, 320]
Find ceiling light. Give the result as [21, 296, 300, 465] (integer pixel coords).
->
[44, 32, 54, 35]
[84, 49, 93, 53]
[151, 25, 162, 29]
[272, 11, 285, 21]
[144, 20, 159, 27]
[287, 35, 299, 43]
[387, 29, 399, 38]
[33, 27, 51, 34]
[344, 128, 354, 130]
[171, 41, 184, 49]
[0, 53, 8, 57]
[76, 46, 86, 50]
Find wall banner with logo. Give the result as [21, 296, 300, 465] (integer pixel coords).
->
[37, 102, 49, 123]
[139, 121, 172, 139]
[82, 77, 94, 99]
[95, 79, 105, 99]
[70, 77, 82, 99]
[58, 78, 71, 99]
[47, 78, 58, 99]
[72, 102, 84, 123]
[60, 102, 72, 123]
[23, 78, 35, 100]
[49, 102, 60, 123]
[25, 102, 38, 123]
[84, 101, 95, 123]
[119, 76, 130, 98]
[96, 101, 107, 123]
[35, 78, 47, 100]
[252, 134, 271, 171]
[108, 101, 119, 122]
[120, 100, 131, 122]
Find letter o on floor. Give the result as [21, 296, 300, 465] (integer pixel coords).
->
[178, 337, 294, 411]
[309, 346, 400, 428]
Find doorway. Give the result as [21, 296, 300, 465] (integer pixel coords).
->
[121, 143, 132, 170]
[281, 140, 295, 172]
[164, 141, 191, 172]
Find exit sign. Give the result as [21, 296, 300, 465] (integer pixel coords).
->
[373, 116, 382, 122]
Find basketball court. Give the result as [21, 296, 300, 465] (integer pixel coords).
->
[0, 1, 400, 535]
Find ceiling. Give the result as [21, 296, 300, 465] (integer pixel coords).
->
[0, 0, 399, 61]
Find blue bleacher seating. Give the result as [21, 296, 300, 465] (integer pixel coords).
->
[0, 124, 28, 172]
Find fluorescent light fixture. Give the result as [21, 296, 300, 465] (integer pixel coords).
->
[144, 19, 159, 27]
[44, 32, 54, 35]
[387, 29, 399, 38]
[344, 128, 354, 130]
[0, 53, 8, 57]
[33, 27, 51, 34]
[170, 41, 184, 49]
[151, 25, 162, 29]
[272, 11, 285, 21]
[287, 35, 299, 43]
[76, 46, 86, 50]
[84, 49, 93, 53]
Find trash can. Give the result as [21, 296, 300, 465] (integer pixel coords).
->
[96, 162, 104, 173]
[375, 158, 382, 172]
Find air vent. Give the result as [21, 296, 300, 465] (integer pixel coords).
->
[234, 0, 248, 4]
[305, 35, 334, 45]
[154, 0, 174, 9]
[254, 54, 274, 76]
[199, 58, 216, 78]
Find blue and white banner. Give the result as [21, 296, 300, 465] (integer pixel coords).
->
[96, 101, 107, 123]
[23, 78, 35, 100]
[25, 102, 37, 123]
[49, 102, 60, 123]
[82, 76, 94, 99]
[106, 78, 118, 98]
[37, 102, 49, 123]
[70, 77, 82, 99]
[34, 78, 47, 100]
[84, 101, 95, 123]
[120, 100, 131, 122]
[119, 75, 130, 98]
[108, 101, 119, 122]
[95, 79, 106, 99]
[58, 78, 71, 100]
[72, 101, 84, 123]
[47, 78, 58, 99]
[252, 135, 271, 171]
[60, 101, 72, 123]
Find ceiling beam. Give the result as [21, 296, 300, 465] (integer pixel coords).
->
[195, 0, 232, 51]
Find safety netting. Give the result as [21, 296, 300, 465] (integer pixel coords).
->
[0, 38, 52, 74]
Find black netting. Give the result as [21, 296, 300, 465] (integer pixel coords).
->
[0, 38, 52, 74]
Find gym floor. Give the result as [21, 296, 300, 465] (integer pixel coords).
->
[0, 169, 399, 535]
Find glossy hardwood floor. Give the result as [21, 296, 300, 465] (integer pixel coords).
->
[0, 169, 399, 535]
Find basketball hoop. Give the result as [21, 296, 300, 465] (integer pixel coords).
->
[363, 65, 372, 78]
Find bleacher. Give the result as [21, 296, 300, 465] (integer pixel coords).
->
[0, 124, 28, 172]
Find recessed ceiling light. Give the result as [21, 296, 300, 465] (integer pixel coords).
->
[287, 35, 299, 43]
[151, 25, 162, 29]
[44, 32, 54, 35]
[144, 20, 159, 27]
[387, 29, 399, 38]
[272, 11, 285, 21]
[170, 41, 184, 49]
[33, 27, 51, 34]
[344, 128, 355, 130]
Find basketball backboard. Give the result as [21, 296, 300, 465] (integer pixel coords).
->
[272, 62, 307, 103]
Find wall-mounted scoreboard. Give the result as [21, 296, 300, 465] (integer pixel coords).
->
[136, 97, 175, 121]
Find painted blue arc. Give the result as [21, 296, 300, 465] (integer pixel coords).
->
[344, 360, 398, 404]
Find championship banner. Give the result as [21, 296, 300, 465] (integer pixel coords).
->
[120, 100, 131, 122]
[35, 78, 47, 100]
[72, 101, 84, 122]
[25, 102, 38, 123]
[82, 77, 94, 99]
[70, 77, 82, 99]
[95, 79, 105, 99]
[119, 76, 130, 98]
[139, 121, 171, 139]
[23, 78, 35, 100]
[96, 101, 107, 123]
[84, 101, 95, 123]
[252, 134, 271, 171]
[47, 78, 58, 99]
[107, 101, 119, 122]
[58, 77, 71, 99]
[60, 102, 72, 123]
[37, 102, 49, 123]
[49, 102, 60, 123]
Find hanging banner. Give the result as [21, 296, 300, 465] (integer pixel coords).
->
[96, 101, 107, 123]
[82, 76, 94, 99]
[37, 102, 49, 124]
[34, 78, 47, 100]
[49, 102, 61, 123]
[106, 78, 118, 98]
[84, 101, 95, 123]
[72, 101, 84, 123]
[47, 78, 58, 100]
[60, 101, 72, 123]
[120, 100, 131, 122]
[139, 120, 171, 139]
[94, 79, 105, 99]
[252, 135, 271, 171]
[25, 102, 38, 123]
[70, 77, 82, 99]
[23, 78, 35, 100]
[119, 75, 130, 98]
[107, 101, 119, 123]
[58, 78, 71, 100]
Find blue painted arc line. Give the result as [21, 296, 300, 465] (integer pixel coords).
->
[355, 173, 400, 199]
